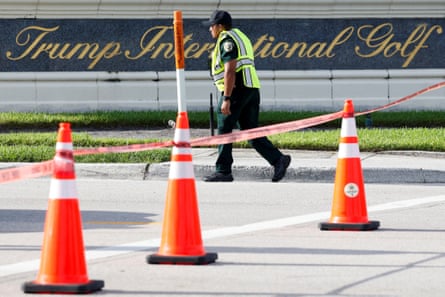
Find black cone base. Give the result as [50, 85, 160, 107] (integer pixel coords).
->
[319, 220, 380, 231]
[22, 279, 104, 294]
[147, 252, 218, 265]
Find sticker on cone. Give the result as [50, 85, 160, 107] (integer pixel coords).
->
[344, 183, 359, 198]
[319, 100, 380, 231]
[22, 123, 104, 294]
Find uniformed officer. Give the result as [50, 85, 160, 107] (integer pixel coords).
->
[202, 10, 291, 182]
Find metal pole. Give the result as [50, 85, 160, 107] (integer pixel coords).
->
[209, 93, 215, 136]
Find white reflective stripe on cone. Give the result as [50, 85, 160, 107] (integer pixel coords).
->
[338, 143, 360, 159]
[169, 161, 195, 179]
[172, 146, 192, 156]
[340, 118, 358, 137]
[55, 142, 73, 151]
[174, 128, 190, 143]
[48, 179, 78, 199]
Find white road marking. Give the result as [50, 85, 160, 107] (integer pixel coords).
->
[1, 195, 445, 278]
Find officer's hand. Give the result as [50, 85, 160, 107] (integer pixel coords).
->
[221, 100, 231, 115]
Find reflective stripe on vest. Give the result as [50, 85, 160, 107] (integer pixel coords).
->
[211, 29, 260, 91]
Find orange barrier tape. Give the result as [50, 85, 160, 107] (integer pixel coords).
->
[74, 140, 174, 156]
[0, 81, 443, 184]
[193, 81, 444, 147]
[72, 111, 344, 155]
[190, 111, 344, 147]
[355, 81, 445, 116]
[0, 160, 53, 184]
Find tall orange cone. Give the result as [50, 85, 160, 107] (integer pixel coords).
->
[147, 112, 217, 265]
[23, 123, 104, 294]
[319, 100, 380, 231]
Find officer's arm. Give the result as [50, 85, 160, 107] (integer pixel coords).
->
[221, 59, 236, 115]
[223, 59, 237, 97]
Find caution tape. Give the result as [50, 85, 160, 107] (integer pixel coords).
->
[355, 81, 445, 116]
[194, 81, 445, 146]
[74, 140, 174, 156]
[190, 111, 343, 147]
[0, 160, 53, 184]
[0, 81, 444, 185]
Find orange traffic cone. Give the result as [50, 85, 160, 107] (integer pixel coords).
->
[319, 100, 380, 231]
[23, 123, 104, 294]
[147, 112, 217, 265]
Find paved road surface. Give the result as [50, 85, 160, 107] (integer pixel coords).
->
[1, 178, 445, 296]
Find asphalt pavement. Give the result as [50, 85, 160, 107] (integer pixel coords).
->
[2, 180, 445, 296]
[1, 129, 445, 296]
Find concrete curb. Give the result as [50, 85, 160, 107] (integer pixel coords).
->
[1, 163, 444, 183]
[2, 148, 445, 183]
[146, 163, 445, 183]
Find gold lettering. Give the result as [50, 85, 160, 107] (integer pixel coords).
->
[305, 42, 328, 58]
[252, 34, 269, 53]
[4, 21, 441, 70]
[189, 42, 214, 59]
[285, 42, 307, 58]
[255, 35, 275, 58]
[253, 27, 354, 60]
[183, 34, 209, 59]
[324, 26, 354, 58]
[355, 23, 443, 67]
[151, 43, 174, 59]
[400, 24, 443, 67]
[6, 26, 59, 60]
[31, 43, 53, 59]
[66, 43, 99, 59]
[125, 25, 171, 60]
[254, 36, 316, 59]
[48, 43, 73, 59]
[270, 42, 289, 58]
[184, 42, 200, 58]
[87, 42, 121, 69]
[355, 23, 394, 58]
[6, 26, 123, 69]
[383, 42, 401, 58]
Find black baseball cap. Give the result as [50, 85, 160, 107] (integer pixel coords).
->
[202, 10, 232, 27]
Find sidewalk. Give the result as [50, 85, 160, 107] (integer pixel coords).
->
[84, 128, 445, 183]
[2, 129, 445, 183]
[66, 148, 445, 184]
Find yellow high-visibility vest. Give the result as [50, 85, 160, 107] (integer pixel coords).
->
[211, 28, 260, 92]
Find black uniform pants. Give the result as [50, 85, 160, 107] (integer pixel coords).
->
[215, 87, 282, 174]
